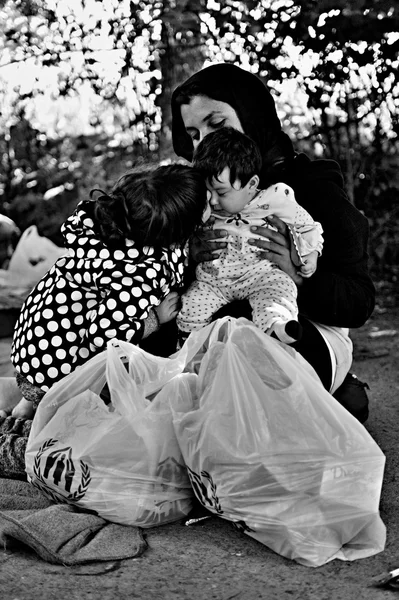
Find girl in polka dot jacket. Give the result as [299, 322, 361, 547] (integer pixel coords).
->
[10, 163, 208, 413]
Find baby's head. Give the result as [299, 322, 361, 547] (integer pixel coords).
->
[92, 163, 208, 248]
[193, 127, 261, 214]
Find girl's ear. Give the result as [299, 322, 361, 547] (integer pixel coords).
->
[249, 174, 260, 189]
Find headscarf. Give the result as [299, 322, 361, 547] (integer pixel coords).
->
[171, 63, 295, 186]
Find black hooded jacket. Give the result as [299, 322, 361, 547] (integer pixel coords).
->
[171, 63, 375, 328]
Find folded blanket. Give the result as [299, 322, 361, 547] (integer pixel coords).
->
[0, 478, 147, 565]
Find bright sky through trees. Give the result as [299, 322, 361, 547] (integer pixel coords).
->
[0, 0, 330, 138]
[0, 0, 397, 151]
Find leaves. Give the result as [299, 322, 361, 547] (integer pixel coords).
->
[0, 0, 398, 279]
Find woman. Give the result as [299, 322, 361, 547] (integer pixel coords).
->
[171, 62, 374, 422]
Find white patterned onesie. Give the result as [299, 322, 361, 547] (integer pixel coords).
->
[177, 183, 323, 334]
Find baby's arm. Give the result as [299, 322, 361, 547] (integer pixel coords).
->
[262, 183, 324, 265]
[300, 249, 319, 278]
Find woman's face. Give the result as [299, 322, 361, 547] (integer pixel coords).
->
[180, 95, 244, 152]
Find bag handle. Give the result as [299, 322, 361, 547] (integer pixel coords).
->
[180, 316, 236, 364]
[105, 318, 241, 416]
[106, 339, 189, 416]
[106, 340, 146, 416]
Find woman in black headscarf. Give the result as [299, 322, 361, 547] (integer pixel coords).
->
[171, 63, 374, 422]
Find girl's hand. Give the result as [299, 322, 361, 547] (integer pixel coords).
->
[190, 219, 228, 263]
[248, 215, 303, 286]
[155, 291, 181, 324]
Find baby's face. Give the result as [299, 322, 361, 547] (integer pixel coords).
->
[207, 167, 251, 214]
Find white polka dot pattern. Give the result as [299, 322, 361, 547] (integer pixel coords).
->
[10, 200, 188, 391]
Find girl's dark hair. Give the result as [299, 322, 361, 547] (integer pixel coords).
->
[90, 164, 207, 249]
[193, 127, 262, 187]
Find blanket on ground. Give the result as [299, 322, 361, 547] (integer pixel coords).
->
[0, 376, 147, 565]
[0, 478, 147, 565]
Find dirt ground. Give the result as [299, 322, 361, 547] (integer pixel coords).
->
[0, 292, 398, 600]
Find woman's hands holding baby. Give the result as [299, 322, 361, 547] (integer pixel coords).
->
[248, 216, 304, 285]
[191, 214, 306, 285]
[190, 217, 227, 263]
[190, 215, 317, 286]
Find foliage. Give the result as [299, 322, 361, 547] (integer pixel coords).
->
[0, 0, 398, 281]
[4, 129, 157, 245]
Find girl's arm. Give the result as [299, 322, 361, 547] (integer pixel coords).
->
[82, 261, 174, 352]
[143, 291, 180, 338]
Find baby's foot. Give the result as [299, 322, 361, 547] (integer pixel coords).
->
[11, 397, 35, 419]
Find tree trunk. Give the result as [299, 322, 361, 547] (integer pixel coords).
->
[156, 0, 206, 160]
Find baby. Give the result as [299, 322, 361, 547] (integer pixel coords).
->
[177, 127, 323, 344]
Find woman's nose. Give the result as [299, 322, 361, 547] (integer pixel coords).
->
[192, 128, 208, 150]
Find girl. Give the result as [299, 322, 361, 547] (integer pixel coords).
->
[9, 163, 207, 422]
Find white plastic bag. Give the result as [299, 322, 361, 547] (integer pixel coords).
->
[8, 225, 66, 285]
[25, 339, 194, 528]
[170, 317, 386, 567]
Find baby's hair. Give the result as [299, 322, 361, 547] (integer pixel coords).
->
[193, 127, 262, 187]
[90, 163, 207, 249]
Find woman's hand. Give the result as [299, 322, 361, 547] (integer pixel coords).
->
[190, 219, 228, 263]
[155, 291, 181, 324]
[248, 215, 303, 286]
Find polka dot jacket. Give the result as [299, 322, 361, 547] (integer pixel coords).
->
[11, 200, 188, 392]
